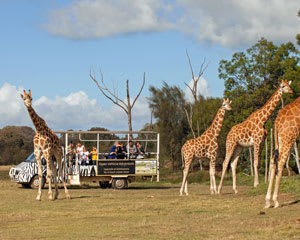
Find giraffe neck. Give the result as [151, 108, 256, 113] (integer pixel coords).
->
[249, 88, 282, 124]
[27, 106, 48, 132]
[206, 107, 226, 137]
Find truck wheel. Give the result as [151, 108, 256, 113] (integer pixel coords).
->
[112, 178, 127, 190]
[30, 175, 45, 189]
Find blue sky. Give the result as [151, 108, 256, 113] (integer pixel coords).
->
[0, 0, 299, 131]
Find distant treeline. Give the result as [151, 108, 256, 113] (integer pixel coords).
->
[0, 126, 35, 165]
[0, 126, 156, 165]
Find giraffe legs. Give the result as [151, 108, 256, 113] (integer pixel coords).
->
[209, 157, 217, 194]
[231, 146, 243, 194]
[218, 144, 237, 194]
[265, 144, 291, 208]
[253, 144, 262, 187]
[54, 150, 71, 200]
[34, 148, 43, 201]
[180, 162, 191, 196]
[50, 159, 59, 200]
[272, 163, 285, 208]
[265, 154, 276, 208]
[42, 150, 54, 201]
[58, 162, 71, 200]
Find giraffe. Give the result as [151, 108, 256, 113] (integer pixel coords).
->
[265, 94, 300, 208]
[20, 90, 70, 201]
[180, 98, 232, 196]
[218, 79, 293, 194]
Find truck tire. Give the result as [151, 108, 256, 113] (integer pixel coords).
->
[112, 178, 127, 190]
[30, 175, 45, 189]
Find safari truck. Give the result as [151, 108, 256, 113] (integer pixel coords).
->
[9, 151, 67, 189]
[9, 152, 48, 189]
[9, 131, 160, 190]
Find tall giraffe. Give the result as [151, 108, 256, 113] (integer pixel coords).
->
[218, 80, 292, 194]
[265, 95, 300, 208]
[20, 90, 70, 201]
[180, 98, 232, 196]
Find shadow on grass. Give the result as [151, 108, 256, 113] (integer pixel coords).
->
[49, 184, 175, 191]
[65, 195, 102, 200]
[281, 199, 300, 207]
[66, 185, 101, 190]
[126, 186, 174, 190]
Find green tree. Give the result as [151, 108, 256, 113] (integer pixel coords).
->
[219, 38, 300, 127]
[218, 38, 300, 172]
[0, 126, 35, 165]
[148, 82, 189, 170]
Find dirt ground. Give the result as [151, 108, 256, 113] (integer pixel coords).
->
[1, 165, 300, 240]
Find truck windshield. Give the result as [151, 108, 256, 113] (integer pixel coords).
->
[25, 153, 36, 162]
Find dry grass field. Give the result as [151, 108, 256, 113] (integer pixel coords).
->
[1, 165, 300, 240]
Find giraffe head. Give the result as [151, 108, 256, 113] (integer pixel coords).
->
[20, 89, 32, 108]
[279, 79, 293, 94]
[222, 98, 232, 111]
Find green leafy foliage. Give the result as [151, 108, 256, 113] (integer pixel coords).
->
[219, 38, 300, 172]
[148, 82, 189, 170]
[0, 126, 35, 165]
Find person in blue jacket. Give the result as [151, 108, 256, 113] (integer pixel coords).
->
[108, 141, 119, 159]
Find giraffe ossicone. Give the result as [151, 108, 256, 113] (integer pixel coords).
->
[180, 98, 232, 196]
[20, 89, 70, 201]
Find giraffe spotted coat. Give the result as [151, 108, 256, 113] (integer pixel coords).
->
[180, 98, 232, 195]
[21, 90, 70, 201]
[218, 79, 293, 194]
[265, 93, 300, 208]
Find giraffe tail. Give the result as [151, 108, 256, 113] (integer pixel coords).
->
[273, 149, 279, 175]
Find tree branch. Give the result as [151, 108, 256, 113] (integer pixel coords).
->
[184, 82, 193, 95]
[131, 72, 146, 108]
[89, 69, 128, 114]
[197, 57, 209, 80]
[184, 104, 195, 138]
[97, 69, 128, 107]
[186, 49, 195, 81]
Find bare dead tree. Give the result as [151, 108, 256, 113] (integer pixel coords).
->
[184, 49, 208, 103]
[249, 147, 254, 176]
[90, 69, 145, 137]
[268, 128, 273, 181]
[286, 154, 291, 176]
[184, 50, 209, 137]
[184, 104, 195, 138]
[144, 110, 154, 152]
[265, 137, 268, 182]
[293, 142, 300, 174]
[183, 50, 209, 170]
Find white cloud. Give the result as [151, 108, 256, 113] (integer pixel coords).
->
[42, 0, 300, 47]
[0, 83, 151, 131]
[185, 77, 210, 102]
[43, 0, 174, 39]
[0, 83, 31, 127]
[176, 0, 300, 47]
